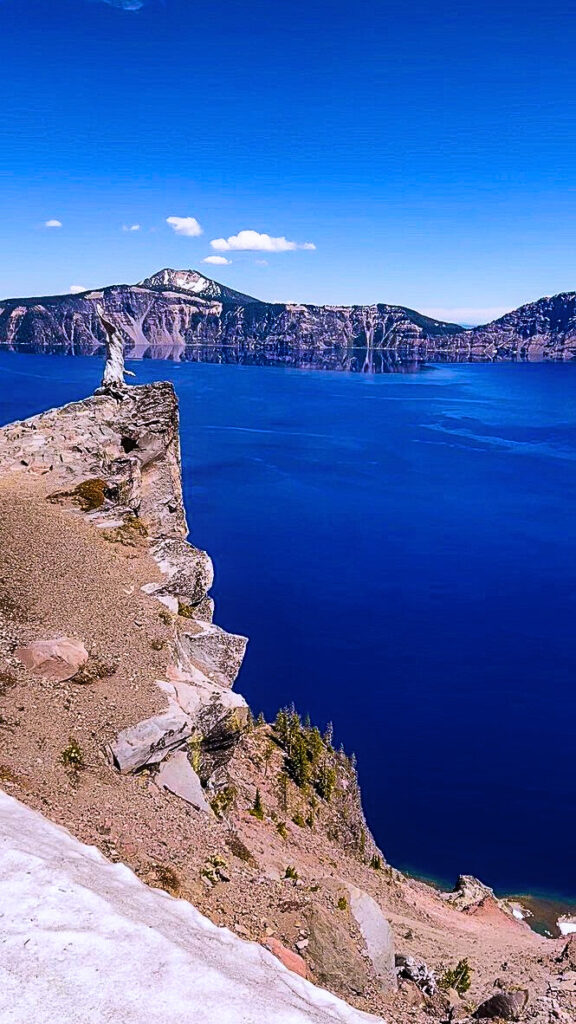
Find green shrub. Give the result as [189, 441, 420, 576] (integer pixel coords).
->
[211, 785, 237, 819]
[284, 865, 299, 880]
[439, 959, 472, 995]
[61, 738, 84, 770]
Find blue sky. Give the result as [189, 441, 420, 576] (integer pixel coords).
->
[0, 0, 574, 322]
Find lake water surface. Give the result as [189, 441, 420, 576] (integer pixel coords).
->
[1, 352, 575, 899]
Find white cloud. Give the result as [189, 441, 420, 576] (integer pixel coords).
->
[45, 219, 62, 228]
[421, 306, 509, 326]
[210, 230, 316, 253]
[70, 285, 88, 294]
[255, 259, 269, 267]
[202, 256, 231, 266]
[166, 216, 203, 237]
[122, 224, 141, 232]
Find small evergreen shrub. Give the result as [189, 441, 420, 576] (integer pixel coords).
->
[439, 959, 472, 995]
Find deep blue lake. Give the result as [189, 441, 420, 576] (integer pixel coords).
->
[1, 351, 575, 900]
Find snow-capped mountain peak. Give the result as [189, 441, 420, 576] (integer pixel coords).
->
[139, 268, 259, 305]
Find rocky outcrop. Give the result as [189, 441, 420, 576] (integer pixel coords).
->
[0, 379, 249, 790]
[445, 874, 530, 927]
[1, 268, 575, 368]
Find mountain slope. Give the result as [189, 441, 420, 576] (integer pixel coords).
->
[0, 270, 575, 367]
[458, 292, 576, 361]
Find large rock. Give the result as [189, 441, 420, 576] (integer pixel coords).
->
[473, 990, 528, 1020]
[147, 537, 214, 608]
[108, 704, 192, 773]
[395, 955, 436, 996]
[265, 938, 309, 980]
[178, 621, 248, 688]
[346, 885, 396, 992]
[304, 904, 372, 997]
[156, 750, 211, 813]
[160, 666, 249, 780]
[15, 637, 88, 683]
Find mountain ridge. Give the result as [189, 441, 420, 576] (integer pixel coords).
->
[1, 268, 575, 368]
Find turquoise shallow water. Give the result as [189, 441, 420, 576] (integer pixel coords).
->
[1, 352, 576, 899]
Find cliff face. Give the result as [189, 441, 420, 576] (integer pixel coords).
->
[1, 269, 576, 368]
[0, 268, 460, 371]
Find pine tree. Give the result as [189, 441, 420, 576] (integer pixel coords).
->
[250, 787, 265, 820]
[277, 770, 290, 813]
[288, 733, 310, 787]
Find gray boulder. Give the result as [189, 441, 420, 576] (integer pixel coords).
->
[346, 884, 396, 992]
[473, 990, 528, 1020]
[156, 750, 212, 813]
[178, 622, 248, 688]
[108, 704, 192, 773]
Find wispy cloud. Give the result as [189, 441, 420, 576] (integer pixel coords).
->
[166, 216, 203, 237]
[122, 223, 141, 232]
[203, 255, 231, 266]
[70, 285, 88, 294]
[45, 219, 62, 228]
[210, 230, 316, 253]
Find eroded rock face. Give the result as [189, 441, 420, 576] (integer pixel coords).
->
[1, 269, 575, 366]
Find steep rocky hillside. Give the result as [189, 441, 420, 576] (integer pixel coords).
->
[453, 292, 576, 361]
[0, 378, 574, 1023]
[1, 269, 575, 367]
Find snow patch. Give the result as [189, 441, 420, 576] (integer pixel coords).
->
[0, 792, 382, 1024]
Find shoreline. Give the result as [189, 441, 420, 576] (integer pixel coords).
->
[402, 863, 576, 938]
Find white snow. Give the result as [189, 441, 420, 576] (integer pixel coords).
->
[558, 918, 576, 936]
[0, 792, 382, 1024]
